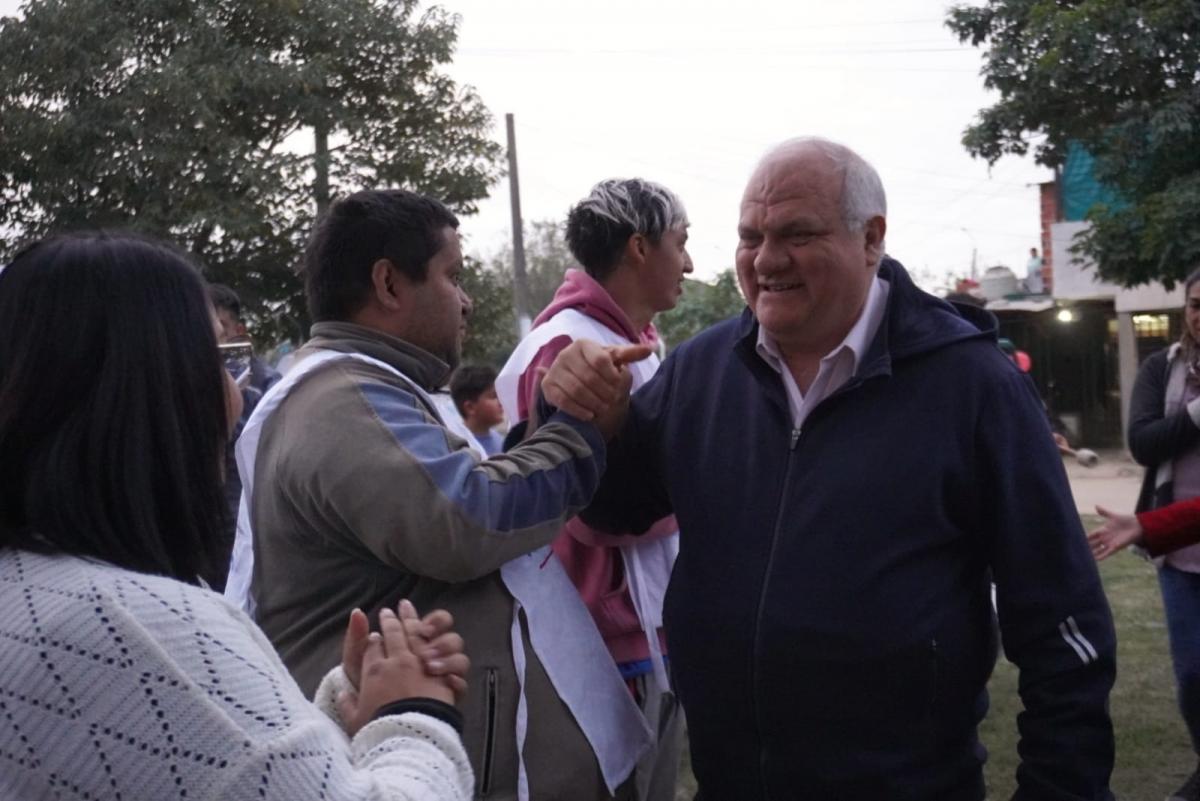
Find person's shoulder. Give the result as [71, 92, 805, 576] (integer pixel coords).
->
[2, 549, 253, 659]
[1141, 346, 1172, 371]
[286, 356, 428, 418]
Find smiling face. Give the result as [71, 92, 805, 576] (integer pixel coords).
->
[736, 146, 882, 359]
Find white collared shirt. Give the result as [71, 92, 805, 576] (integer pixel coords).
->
[756, 275, 890, 429]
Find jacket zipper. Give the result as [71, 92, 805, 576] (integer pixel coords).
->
[751, 425, 802, 797]
[480, 668, 498, 796]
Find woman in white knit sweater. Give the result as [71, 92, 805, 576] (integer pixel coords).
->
[0, 233, 474, 800]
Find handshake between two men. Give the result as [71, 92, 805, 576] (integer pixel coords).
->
[540, 339, 654, 439]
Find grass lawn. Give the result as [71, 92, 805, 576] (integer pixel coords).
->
[675, 515, 1194, 800]
[982, 515, 1192, 800]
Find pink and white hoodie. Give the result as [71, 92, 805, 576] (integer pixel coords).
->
[497, 269, 677, 673]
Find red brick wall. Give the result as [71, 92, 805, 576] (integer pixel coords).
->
[1039, 181, 1060, 294]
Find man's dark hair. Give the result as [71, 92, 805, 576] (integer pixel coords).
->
[209, 283, 242, 320]
[0, 233, 230, 585]
[304, 189, 459, 322]
[565, 178, 688, 282]
[450, 364, 498, 415]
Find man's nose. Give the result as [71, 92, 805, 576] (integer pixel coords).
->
[753, 238, 788, 273]
[460, 288, 473, 316]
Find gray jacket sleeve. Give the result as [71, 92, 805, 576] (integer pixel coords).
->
[283, 372, 605, 582]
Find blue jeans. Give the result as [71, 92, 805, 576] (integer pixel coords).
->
[1159, 563, 1200, 753]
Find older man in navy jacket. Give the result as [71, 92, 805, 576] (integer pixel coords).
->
[542, 137, 1116, 801]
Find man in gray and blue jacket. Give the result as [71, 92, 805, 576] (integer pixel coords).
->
[230, 189, 650, 801]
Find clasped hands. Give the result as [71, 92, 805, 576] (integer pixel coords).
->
[336, 599, 469, 735]
[540, 340, 653, 439]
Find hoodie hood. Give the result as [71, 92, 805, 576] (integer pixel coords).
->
[875, 257, 996, 362]
[535, 269, 659, 345]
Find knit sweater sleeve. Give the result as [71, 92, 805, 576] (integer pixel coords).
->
[0, 552, 472, 801]
[201, 595, 474, 801]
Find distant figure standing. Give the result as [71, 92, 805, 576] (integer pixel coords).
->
[1127, 266, 1200, 801]
[210, 283, 282, 395]
[450, 364, 506, 455]
[209, 284, 281, 589]
[1025, 247, 1045, 294]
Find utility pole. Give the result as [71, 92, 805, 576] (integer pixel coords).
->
[313, 119, 331, 218]
[506, 113, 533, 336]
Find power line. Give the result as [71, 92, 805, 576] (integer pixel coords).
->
[459, 44, 972, 57]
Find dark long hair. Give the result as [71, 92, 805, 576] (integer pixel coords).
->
[0, 233, 230, 583]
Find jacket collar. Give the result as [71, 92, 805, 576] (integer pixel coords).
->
[305, 321, 451, 391]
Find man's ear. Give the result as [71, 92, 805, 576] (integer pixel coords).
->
[863, 216, 887, 267]
[370, 258, 407, 311]
[624, 233, 649, 267]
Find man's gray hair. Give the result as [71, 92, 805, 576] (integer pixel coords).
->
[566, 178, 688, 280]
[764, 137, 887, 231]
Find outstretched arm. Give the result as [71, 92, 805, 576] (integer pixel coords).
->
[290, 366, 609, 583]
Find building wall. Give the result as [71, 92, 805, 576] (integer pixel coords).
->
[1039, 182, 1058, 294]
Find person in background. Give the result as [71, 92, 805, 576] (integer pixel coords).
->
[1125, 266, 1200, 801]
[209, 282, 282, 395]
[496, 178, 692, 801]
[449, 364, 506, 455]
[1026, 247, 1045, 294]
[208, 283, 281, 589]
[0, 232, 473, 801]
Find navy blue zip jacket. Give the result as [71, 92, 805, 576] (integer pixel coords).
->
[581, 258, 1116, 801]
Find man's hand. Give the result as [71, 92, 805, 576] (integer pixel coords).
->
[541, 340, 652, 437]
[1087, 504, 1143, 561]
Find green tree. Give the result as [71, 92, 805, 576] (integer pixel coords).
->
[460, 255, 517, 368]
[0, 0, 503, 340]
[656, 269, 746, 350]
[459, 220, 572, 368]
[947, 0, 1200, 287]
[487, 220, 573, 316]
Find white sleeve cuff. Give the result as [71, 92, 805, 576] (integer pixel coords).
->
[351, 714, 475, 800]
[312, 665, 354, 729]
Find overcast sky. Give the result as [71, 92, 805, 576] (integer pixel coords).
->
[0, 0, 1047, 290]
